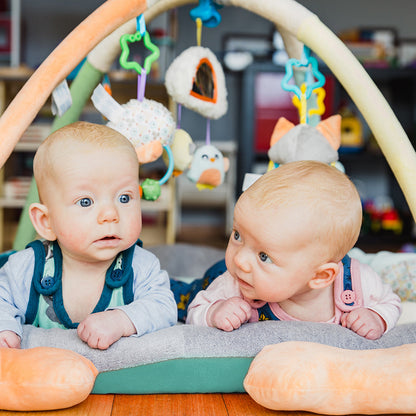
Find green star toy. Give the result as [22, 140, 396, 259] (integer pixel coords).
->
[119, 30, 160, 75]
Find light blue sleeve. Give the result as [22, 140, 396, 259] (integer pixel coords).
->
[114, 246, 177, 337]
[0, 249, 35, 337]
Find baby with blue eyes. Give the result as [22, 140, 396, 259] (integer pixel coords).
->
[0, 121, 177, 350]
[186, 160, 401, 340]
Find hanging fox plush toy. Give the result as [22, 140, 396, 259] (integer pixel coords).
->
[267, 115, 341, 167]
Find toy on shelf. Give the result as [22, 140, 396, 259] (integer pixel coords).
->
[363, 195, 403, 235]
[339, 105, 365, 152]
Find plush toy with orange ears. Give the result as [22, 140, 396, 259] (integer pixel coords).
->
[268, 115, 342, 166]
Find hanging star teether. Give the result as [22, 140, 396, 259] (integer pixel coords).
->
[119, 31, 160, 75]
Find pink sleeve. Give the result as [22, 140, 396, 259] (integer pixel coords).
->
[185, 271, 241, 326]
[358, 261, 402, 332]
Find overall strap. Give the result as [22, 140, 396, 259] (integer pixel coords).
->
[341, 255, 354, 306]
[97, 242, 136, 310]
[25, 240, 61, 324]
[338, 254, 363, 309]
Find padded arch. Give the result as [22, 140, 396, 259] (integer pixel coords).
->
[0, 0, 148, 169]
[1, 0, 415, 222]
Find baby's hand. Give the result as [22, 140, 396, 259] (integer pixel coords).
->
[77, 309, 136, 350]
[207, 297, 252, 332]
[0, 330, 21, 348]
[341, 308, 386, 340]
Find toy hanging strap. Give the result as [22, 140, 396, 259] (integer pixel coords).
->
[206, 118, 211, 146]
[177, 103, 182, 129]
[196, 17, 202, 46]
[136, 15, 147, 101]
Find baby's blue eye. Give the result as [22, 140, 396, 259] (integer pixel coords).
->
[77, 198, 92, 207]
[233, 230, 241, 241]
[259, 252, 272, 263]
[119, 194, 130, 204]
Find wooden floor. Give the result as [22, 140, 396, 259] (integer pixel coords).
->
[0, 393, 317, 415]
[1, 393, 411, 416]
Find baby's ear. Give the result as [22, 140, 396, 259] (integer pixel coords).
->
[29, 203, 57, 241]
[309, 262, 340, 290]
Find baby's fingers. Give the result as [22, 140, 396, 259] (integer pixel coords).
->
[340, 312, 350, 328]
[0, 331, 21, 348]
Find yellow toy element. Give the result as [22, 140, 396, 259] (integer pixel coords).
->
[308, 86, 326, 116]
[245, 341, 416, 414]
[340, 107, 364, 148]
[167, 128, 195, 176]
[196, 17, 202, 46]
[292, 83, 326, 123]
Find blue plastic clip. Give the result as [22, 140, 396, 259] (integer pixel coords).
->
[136, 14, 146, 36]
[190, 0, 222, 28]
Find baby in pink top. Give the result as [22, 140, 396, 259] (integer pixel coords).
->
[186, 161, 401, 340]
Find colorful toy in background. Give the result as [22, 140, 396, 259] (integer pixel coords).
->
[363, 195, 403, 235]
[164, 5, 229, 190]
[339, 106, 365, 152]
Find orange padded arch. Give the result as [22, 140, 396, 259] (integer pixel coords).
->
[0, 0, 147, 169]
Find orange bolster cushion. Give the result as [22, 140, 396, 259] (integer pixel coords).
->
[0, 347, 98, 411]
[244, 341, 416, 415]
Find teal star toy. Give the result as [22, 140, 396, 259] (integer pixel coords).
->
[281, 47, 325, 100]
[119, 31, 160, 75]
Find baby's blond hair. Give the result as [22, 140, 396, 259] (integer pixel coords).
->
[242, 160, 362, 262]
[33, 121, 137, 202]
